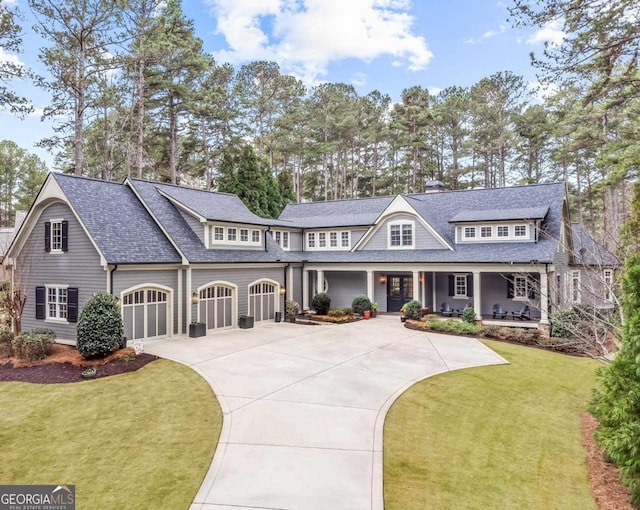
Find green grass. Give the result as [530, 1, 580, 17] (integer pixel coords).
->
[0, 360, 222, 510]
[384, 340, 600, 510]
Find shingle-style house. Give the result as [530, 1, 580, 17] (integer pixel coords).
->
[3, 173, 616, 343]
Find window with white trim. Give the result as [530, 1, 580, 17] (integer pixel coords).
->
[497, 225, 509, 237]
[306, 230, 351, 250]
[252, 230, 260, 243]
[329, 232, 337, 247]
[341, 231, 350, 247]
[603, 269, 613, 302]
[307, 232, 316, 248]
[318, 232, 326, 248]
[47, 286, 68, 320]
[388, 221, 414, 249]
[240, 229, 249, 242]
[214, 226, 224, 241]
[272, 230, 290, 250]
[227, 227, 237, 241]
[51, 221, 63, 251]
[571, 270, 581, 303]
[514, 275, 528, 299]
[464, 226, 476, 239]
[481, 226, 492, 238]
[514, 225, 527, 237]
[208, 225, 262, 247]
[454, 274, 467, 297]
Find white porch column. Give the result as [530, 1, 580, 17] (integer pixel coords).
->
[317, 270, 324, 295]
[366, 270, 374, 302]
[540, 271, 549, 324]
[412, 271, 419, 303]
[421, 271, 426, 307]
[286, 265, 294, 301]
[432, 272, 437, 311]
[473, 271, 481, 319]
[302, 269, 309, 310]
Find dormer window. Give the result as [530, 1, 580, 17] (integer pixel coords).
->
[227, 228, 237, 241]
[497, 226, 509, 237]
[514, 225, 527, 237]
[388, 220, 414, 249]
[458, 223, 532, 242]
[464, 226, 476, 239]
[272, 230, 290, 250]
[208, 225, 261, 247]
[214, 226, 224, 241]
[306, 230, 351, 250]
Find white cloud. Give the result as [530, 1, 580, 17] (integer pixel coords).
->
[528, 80, 559, 102]
[427, 86, 442, 96]
[0, 47, 23, 67]
[526, 19, 565, 47]
[351, 72, 367, 88]
[464, 23, 506, 44]
[207, 0, 433, 85]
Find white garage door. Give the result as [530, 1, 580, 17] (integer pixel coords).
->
[122, 288, 169, 341]
[199, 284, 234, 329]
[249, 281, 277, 322]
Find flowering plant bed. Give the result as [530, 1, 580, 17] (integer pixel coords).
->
[309, 314, 361, 324]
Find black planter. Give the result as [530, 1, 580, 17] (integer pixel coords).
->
[239, 316, 254, 329]
[189, 323, 206, 338]
[275, 312, 282, 323]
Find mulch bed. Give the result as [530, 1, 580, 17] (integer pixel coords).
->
[0, 344, 158, 384]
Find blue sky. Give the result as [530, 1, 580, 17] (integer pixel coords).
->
[1, 0, 563, 168]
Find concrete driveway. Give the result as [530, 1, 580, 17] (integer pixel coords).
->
[146, 316, 508, 510]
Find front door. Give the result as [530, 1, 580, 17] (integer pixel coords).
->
[387, 274, 413, 312]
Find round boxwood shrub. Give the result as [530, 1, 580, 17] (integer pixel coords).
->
[312, 292, 331, 315]
[351, 294, 372, 315]
[77, 292, 123, 359]
[401, 299, 422, 320]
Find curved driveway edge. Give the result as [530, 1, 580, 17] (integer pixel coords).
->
[145, 316, 509, 510]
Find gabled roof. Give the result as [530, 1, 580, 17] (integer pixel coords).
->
[156, 183, 290, 227]
[570, 223, 619, 266]
[449, 206, 549, 223]
[53, 173, 182, 264]
[279, 196, 394, 228]
[127, 179, 299, 264]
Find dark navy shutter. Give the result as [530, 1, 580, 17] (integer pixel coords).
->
[35, 286, 46, 319]
[507, 279, 514, 298]
[448, 275, 454, 296]
[467, 275, 473, 297]
[61, 220, 68, 252]
[44, 222, 51, 252]
[67, 288, 79, 323]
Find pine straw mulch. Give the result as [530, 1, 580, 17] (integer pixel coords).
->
[0, 344, 158, 384]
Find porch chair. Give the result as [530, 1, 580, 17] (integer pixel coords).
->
[492, 303, 508, 319]
[512, 304, 531, 321]
[440, 302, 454, 317]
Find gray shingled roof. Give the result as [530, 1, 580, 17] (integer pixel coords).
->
[128, 179, 299, 264]
[53, 173, 182, 264]
[449, 206, 549, 223]
[157, 183, 291, 227]
[279, 196, 394, 228]
[570, 223, 619, 266]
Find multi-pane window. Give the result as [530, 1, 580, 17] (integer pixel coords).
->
[481, 226, 492, 238]
[464, 226, 476, 238]
[454, 275, 467, 297]
[252, 230, 261, 243]
[307, 232, 316, 248]
[571, 270, 581, 303]
[282, 231, 289, 249]
[51, 220, 63, 251]
[274, 231, 281, 245]
[514, 225, 527, 237]
[214, 226, 224, 241]
[272, 230, 290, 250]
[318, 232, 326, 248]
[330, 232, 338, 247]
[227, 227, 237, 241]
[240, 229, 249, 242]
[306, 230, 350, 250]
[47, 286, 68, 320]
[603, 269, 613, 302]
[514, 275, 527, 299]
[497, 225, 509, 237]
[389, 222, 413, 248]
[341, 231, 349, 247]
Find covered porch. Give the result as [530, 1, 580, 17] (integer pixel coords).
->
[301, 263, 550, 326]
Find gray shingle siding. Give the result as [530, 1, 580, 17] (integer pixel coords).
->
[21, 202, 106, 341]
[324, 271, 367, 308]
[178, 208, 205, 244]
[360, 214, 444, 250]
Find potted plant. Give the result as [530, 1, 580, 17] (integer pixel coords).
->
[421, 306, 429, 316]
[371, 302, 378, 318]
[239, 315, 254, 329]
[286, 300, 299, 323]
[189, 322, 206, 338]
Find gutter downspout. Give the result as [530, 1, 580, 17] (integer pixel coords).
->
[265, 226, 271, 252]
[110, 264, 118, 296]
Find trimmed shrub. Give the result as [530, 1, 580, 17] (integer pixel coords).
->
[328, 308, 346, 317]
[12, 331, 54, 361]
[77, 292, 123, 359]
[551, 309, 579, 338]
[312, 293, 331, 315]
[426, 318, 477, 335]
[30, 328, 56, 343]
[401, 300, 422, 320]
[342, 307, 353, 315]
[462, 306, 476, 324]
[351, 294, 372, 315]
[479, 325, 501, 339]
[0, 329, 14, 357]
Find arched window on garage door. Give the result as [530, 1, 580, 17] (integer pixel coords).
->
[121, 285, 171, 341]
[198, 282, 236, 330]
[248, 279, 279, 322]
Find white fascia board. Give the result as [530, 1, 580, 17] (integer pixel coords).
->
[5, 173, 108, 267]
[303, 262, 547, 273]
[352, 194, 453, 251]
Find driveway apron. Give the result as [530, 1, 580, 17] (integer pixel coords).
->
[145, 316, 508, 510]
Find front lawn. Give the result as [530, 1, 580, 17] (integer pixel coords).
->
[0, 359, 222, 509]
[384, 339, 600, 509]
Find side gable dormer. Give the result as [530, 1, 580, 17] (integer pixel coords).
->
[353, 195, 453, 251]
